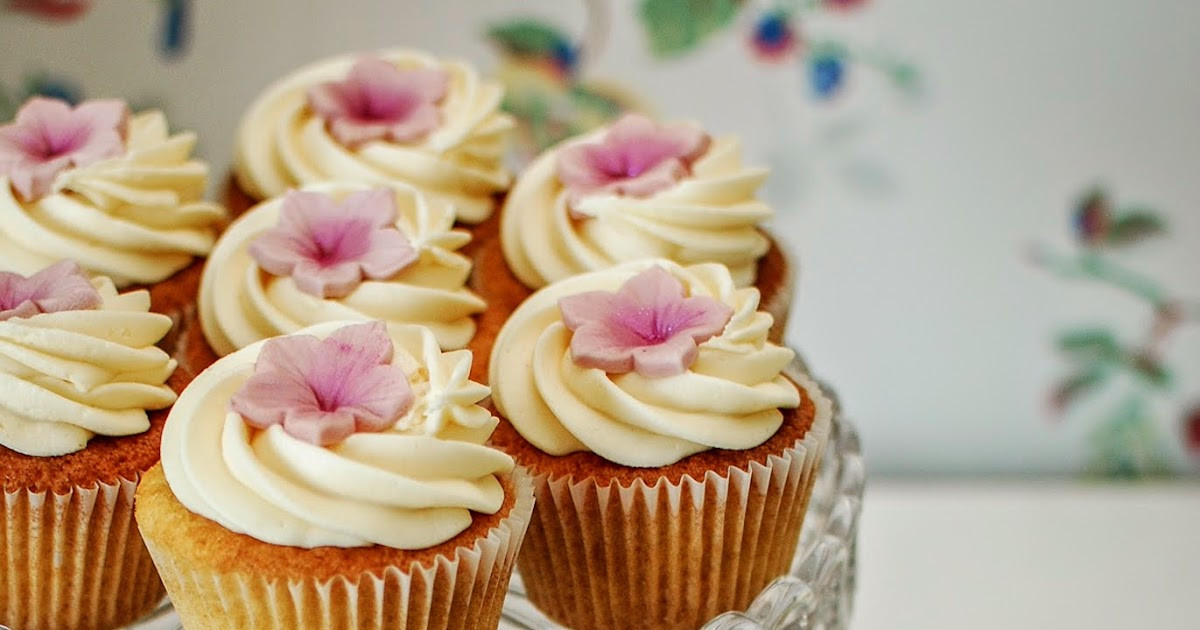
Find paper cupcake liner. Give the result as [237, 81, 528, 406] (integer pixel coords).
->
[0, 476, 164, 630]
[143, 470, 535, 630]
[517, 373, 833, 630]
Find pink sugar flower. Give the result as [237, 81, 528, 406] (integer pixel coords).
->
[0, 97, 128, 201]
[556, 113, 711, 217]
[557, 266, 733, 377]
[0, 260, 102, 321]
[248, 188, 418, 299]
[229, 321, 414, 446]
[306, 57, 448, 148]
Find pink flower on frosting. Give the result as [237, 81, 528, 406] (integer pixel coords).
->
[248, 188, 418, 299]
[306, 57, 448, 148]
[229, 321, 414, 446]
[0, 97, 128, 201]
[556, 113, 711, 217]
[557, 266, 733, 377]
[0, 260, 102, 321]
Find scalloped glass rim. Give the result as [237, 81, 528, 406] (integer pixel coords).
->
[116, 356, 864, 630]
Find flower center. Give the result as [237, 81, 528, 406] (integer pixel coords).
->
[26, 124, 88, 162]
[615, 307, 677, 345]
[308, 219, 371, 266]
[350, 88, 420, 123]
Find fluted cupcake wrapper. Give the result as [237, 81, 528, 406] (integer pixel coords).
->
[0, 476, 164, 630]
[517, 373, 833, 630]
[142, 469, 535, 630]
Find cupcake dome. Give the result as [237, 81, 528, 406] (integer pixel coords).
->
[232, 49, 514, 224]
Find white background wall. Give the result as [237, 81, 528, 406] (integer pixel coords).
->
[2, 0, 1196, 476]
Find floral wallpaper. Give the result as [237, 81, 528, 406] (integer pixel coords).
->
[1031, 188, 1199, 478]
[486, 0, 915, 159]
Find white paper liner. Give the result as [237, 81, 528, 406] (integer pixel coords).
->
[516, 372, 833, 630]
[142, 469, 535, 630]
[0, 475, 164, 630]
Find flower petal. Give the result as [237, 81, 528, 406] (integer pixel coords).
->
[229, 369, 321, 429]
[558, 290, 622, 330]
[248, 228, 309, 277]
[283, 408, 357, 446]
[631, 333, 698, 377]
[291, 259, 362, 299]
[568, 323, 637, 373]
[360, 228, 417, 279]
[341, 188, 399, 227]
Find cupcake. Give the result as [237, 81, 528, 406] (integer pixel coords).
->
[487, 259, 831, 630]
[0, 261, 182, 630]
[0, 96, 230, 380]
[199, 182, 486, 360]
[136, 321, 534, 629]
[229, 49, 514, 225]
[472, 113, 793, 377]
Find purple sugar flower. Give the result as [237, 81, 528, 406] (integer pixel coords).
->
[556, 113, 711, 217]
[0, 260, 102, 321]
[306, 57, 448, 148]
[557, 266, 733, 377]
[248, 188, 418, 299]
[0, 97, 128, 201]
[229, 321, 414, 446]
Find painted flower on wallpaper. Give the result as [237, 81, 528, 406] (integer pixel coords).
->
[5, 0, 92, 21]
[1031, 187, 1199, 478]
[637, 0, 916, 101]
[486, 17, 639, 158]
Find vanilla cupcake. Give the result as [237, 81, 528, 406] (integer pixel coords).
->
[136, 321, 533, 629]
[0, 261, 182, 630]
[200, 182, 486, 358]
[488, 259, 830, 630]
[472, 114, 793, 377]
[230, 49, 514, 225]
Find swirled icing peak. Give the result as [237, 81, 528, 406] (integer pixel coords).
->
[0, 260, 101, 320]
[233, 49, 514, 224]
[230, 321, 414, 446]
[199, 183, 486, 355]
[0, 263, 177, 456]
[558, 266, 731, 377]
[249, 188, 418, 299]
[557, 113, 710, 217]
[307, 57, 448, 147]
[0, 97, 128, 201]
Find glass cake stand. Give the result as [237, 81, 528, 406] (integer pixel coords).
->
[118, 363, 865, 630]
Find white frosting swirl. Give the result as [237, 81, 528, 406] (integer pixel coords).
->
[200, 183, 485, 356]
[162, 321, 514, 549]
[0, 276, 177, 456]
[0, 111, 228, 288]
[234, 49, 514, 224]
[489, 259, 799, 467]
[501, 132, 772, 290]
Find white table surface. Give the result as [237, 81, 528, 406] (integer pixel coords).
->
[853, 481, 1200, 630]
